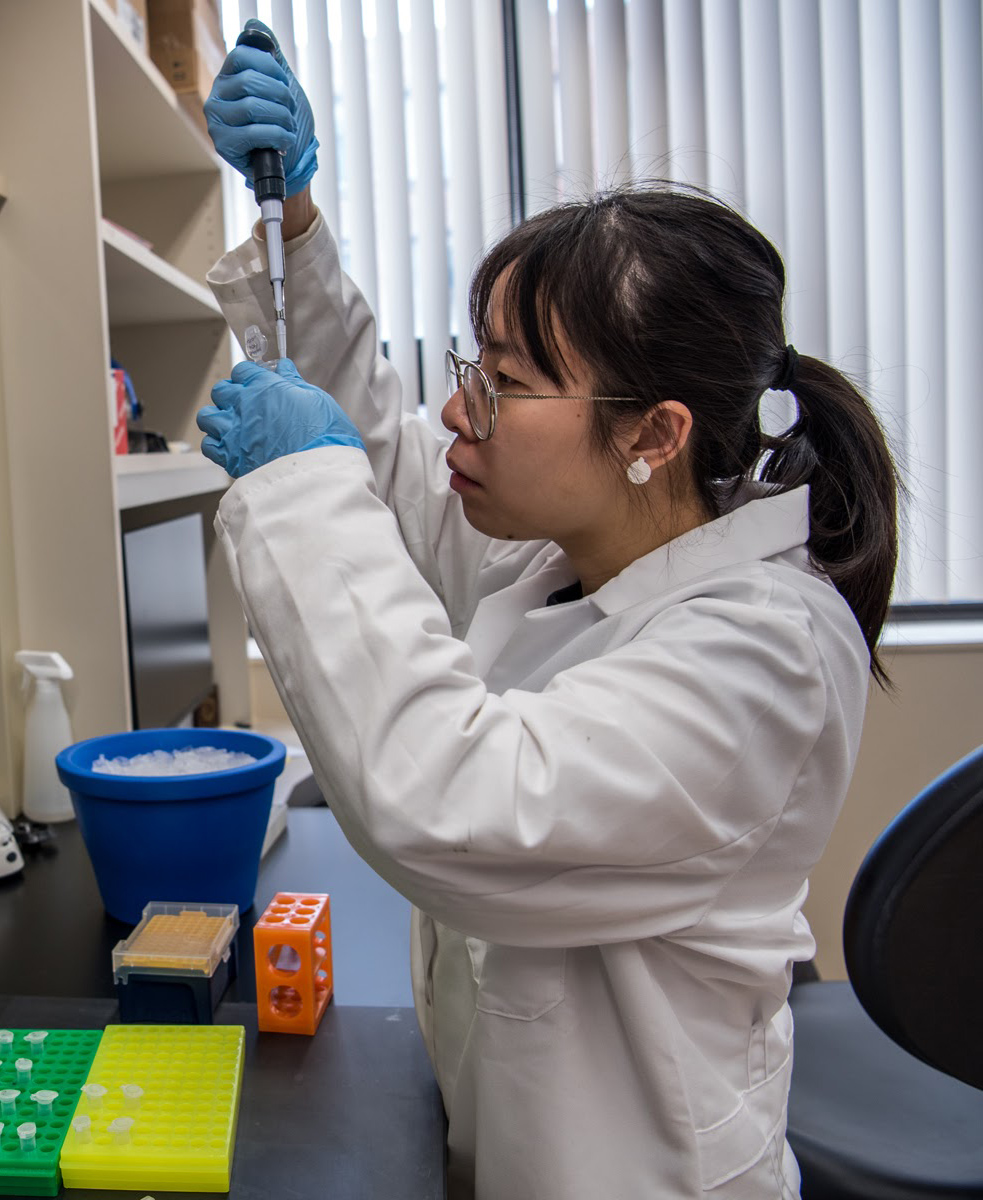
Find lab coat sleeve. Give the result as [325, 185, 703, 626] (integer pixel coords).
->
[206, 213, 543, 631]
[216, 451, 830, 948]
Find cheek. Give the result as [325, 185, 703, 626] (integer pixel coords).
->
[481, 404, 599, 503]
[535, 419, 600, 492]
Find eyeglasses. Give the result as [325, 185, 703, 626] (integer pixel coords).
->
[445, 348, 635, 441]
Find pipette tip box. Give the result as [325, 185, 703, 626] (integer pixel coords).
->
[58, 1023, 245, 1192]
[0, 1028, 102, 1196]
[113, 902, 239, 1025]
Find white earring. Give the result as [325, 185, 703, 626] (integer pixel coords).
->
[626, 456, 652, 485]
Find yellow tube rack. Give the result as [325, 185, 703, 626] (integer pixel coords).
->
[59, 1024, 244, 1192]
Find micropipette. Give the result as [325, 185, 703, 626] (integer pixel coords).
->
[235, 24, 288, 361]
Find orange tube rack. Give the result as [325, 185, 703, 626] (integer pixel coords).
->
[253, 892, 333, 1035]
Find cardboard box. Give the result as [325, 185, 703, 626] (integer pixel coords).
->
[107, 0, 150, 54]
[148, 0, 227, 105]
[177, 91, 208, 139]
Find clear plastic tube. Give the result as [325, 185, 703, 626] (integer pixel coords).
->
[31, 1090, 58, 1118]
[244, 324, 277, 370]
[108, 1116, 134, 1145]
[23, 1032, 47, 1057]
[81, 1083, 107, 1111]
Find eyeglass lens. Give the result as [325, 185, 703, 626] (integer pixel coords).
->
[446, 353, 493, 438]
[463, 364, 492, 438]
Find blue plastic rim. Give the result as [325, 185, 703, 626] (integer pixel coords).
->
[56, 728, 286, 924]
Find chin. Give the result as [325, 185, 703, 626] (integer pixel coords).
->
[462, 506, 542, 543]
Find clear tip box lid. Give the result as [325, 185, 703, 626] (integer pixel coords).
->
[112, 902, 239, 979]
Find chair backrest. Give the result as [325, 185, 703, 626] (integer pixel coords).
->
[843, 743, 983, 1091]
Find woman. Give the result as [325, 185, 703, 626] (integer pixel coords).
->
[200, 24, 900, 1199]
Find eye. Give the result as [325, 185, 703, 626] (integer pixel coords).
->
[491, 370, 519, 389]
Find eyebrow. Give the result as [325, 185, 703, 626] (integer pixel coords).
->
[479, 338, 535, 373]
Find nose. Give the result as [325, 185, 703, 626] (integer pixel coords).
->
[441, 382, 476, 439]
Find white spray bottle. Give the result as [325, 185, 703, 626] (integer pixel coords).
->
[14, 650, 75, 823]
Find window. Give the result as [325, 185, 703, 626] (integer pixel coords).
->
[219, 0, 982, 606]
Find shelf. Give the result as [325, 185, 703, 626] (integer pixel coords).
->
[89, 0, 221, 181]
[881, 620, 983, 652]
[102, 218, 222, 324]
[115, 453, 231, 509]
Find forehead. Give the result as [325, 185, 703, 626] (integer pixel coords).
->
[482, 270, 583, 383]
[481, 273, 522, 354]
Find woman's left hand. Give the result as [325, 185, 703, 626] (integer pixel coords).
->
[198, 358, 365, 478]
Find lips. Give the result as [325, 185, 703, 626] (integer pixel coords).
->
[446, 455, 479, 486]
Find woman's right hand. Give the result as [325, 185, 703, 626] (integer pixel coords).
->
[204, 18, 318, 197]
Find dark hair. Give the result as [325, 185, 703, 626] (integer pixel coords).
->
[469, 184, 902, 687]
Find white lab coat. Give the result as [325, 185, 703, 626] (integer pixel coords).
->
[207, 214, 870, 1199]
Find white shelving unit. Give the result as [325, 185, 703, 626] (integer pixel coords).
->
[115, 453, 231, 510]
[102, 218, 222, 325]
[89, 0, 220, 181]
[0, 0, 249, 815]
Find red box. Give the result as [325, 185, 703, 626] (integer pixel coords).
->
[110, 369, 129, 455]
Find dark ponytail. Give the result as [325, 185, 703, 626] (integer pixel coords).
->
[469, 183, 903, 686]
[760, 357, 901, 687]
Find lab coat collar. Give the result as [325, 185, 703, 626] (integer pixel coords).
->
[589, 484, 811, 616]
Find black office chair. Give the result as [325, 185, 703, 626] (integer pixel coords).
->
[786, 743, 983, 1199]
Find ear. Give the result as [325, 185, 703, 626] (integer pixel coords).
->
[626, 402, 694, 471]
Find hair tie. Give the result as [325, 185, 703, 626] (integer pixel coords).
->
[774, 344, 798, 392]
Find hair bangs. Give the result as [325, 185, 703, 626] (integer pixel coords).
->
[468, 213, 590, 389]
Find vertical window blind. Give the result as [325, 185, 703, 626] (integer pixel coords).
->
[222, 0, 511, 431]
[219, 0, 981, 605]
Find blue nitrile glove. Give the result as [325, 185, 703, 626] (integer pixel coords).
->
[204, 19, 318, 197]
[197, 358, 365, 478]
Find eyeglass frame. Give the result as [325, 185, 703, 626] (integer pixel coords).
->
[445, 348, 636, 441]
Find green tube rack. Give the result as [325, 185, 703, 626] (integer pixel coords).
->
[0, 1028, 103, 1197]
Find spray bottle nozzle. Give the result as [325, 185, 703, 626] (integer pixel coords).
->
[14, 652, 73, 684]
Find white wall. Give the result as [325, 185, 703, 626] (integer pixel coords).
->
[804, 640, 983, 979]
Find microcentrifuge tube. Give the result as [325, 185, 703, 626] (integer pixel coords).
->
[108, 1116, 134, 1145]
[0, 1031, 12, 1049]
[81, 1083, 107, 1110]
[244, 324, 276, 369]
[244, 324, 268, 361]
[23, 1031, 47, 1056]
[72, 1114, 92, 1144]
[17, 1122, 37, 1153]
[120, 1084, 144, 1110]
[31, 1090, 58, 1117]
[0, 1089, 20, 1117]
[15, 1059, 32, 1086]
